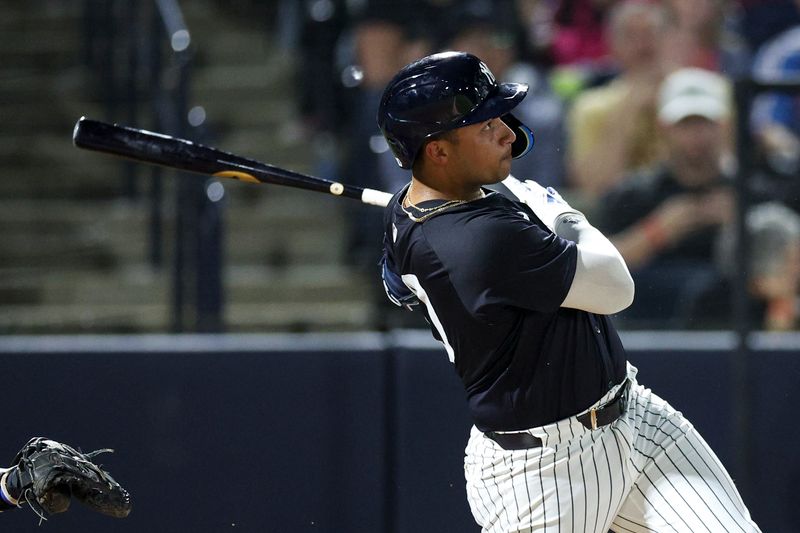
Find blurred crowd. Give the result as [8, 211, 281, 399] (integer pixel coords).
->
[279, 0, 800, 331]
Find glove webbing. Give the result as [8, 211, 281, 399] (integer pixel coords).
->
[15, 443, 114, 524]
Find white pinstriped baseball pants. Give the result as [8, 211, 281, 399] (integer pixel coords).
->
[464, 365, 761, 532]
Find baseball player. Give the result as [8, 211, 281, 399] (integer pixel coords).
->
[378, 51, 760, 532]
[0, 437, 131, 522]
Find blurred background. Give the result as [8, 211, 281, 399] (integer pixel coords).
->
[1, 0, 799, 531]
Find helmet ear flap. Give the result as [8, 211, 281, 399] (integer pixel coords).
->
[386, 137, 413, 169]
[502, 114, 535, 159]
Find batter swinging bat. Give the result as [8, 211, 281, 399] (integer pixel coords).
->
[72, 117, 393, 207]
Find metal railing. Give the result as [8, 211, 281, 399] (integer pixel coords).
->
[731, 77, 800, 499]
[82, 0, 223, 333]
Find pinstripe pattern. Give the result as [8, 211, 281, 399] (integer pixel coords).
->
[464, 365, 761, 532]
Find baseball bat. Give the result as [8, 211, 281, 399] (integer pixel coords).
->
[72, 117, 393, 207]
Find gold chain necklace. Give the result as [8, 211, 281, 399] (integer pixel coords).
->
[401, 183, 484, 222]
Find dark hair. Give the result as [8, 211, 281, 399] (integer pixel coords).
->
[411, 129, 460, 175]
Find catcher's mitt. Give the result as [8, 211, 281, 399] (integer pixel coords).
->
[5, 437, 131, 522]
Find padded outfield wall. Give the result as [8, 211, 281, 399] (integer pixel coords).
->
[0, 331, 797, 532]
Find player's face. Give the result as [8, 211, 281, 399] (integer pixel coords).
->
[448, 117, 516, 186]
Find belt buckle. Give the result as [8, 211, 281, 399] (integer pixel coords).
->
[589, 408, 598, 430]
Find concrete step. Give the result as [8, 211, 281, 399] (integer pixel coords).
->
[0, 48, 79, 70]
[0, 232, 119, 269]
[224, 189, 345, 223]
[0, 127, 135, 199]
[226, 228, 345, 264]
[0, 106, 83, 135]
[225, 301, 374, 333]
[0, 188, 342, 231]
[0, 298, 374, 334]
[0, 199, 345, 269]
[0, 303, 169, 334]
[203, 101, 300, 131]
[0, 201, 157, 272]
[0, 264, 370, 306]
[0, 192, 343, 233]
[0, 263, 374, 331]
[0, 164, 126, 199]
[9, 268, 166, 307]
[0, 199, 147, 228]
[0, 77, 62, 104]
[1, 94, 92, 116]
[187, 21, 277, 66]
[0, 233, 343, 274]
[0, 132, 105, 165]
[224, 191, 349, 264]
[0, 76, 99, 132]
[0, 0, 81, 17]
[0, 29, 80, 56]
[0, 283, 43, 306]
[209, 126, 310, 172]
[192, 62, 290, 97]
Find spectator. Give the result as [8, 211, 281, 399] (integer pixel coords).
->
[566, 0, 667, 208]
[423, 1, 568, 187]
[550, 0, 620, 70]
[742, 204, 800, 330]
[595, 68, 736, 326]
[337, 0, 450, 270]
[537, 0, 624, 102]
[515, 0, 560, 66]
[704, 202, 800, 331]
[660, 0, 751, 77]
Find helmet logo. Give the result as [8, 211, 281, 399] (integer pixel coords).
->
[479, 62, 496, 85]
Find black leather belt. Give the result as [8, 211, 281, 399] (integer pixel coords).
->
[485, 431, 544, 450]
[485, 380, 630, 451]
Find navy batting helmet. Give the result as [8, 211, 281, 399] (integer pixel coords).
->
[376, 51, 535, 169]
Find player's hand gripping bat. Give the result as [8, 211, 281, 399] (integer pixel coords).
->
[72, 117, 393, 207]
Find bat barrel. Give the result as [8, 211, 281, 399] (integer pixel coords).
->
[73, 118, 222, 175]
[72, 117, 392, 207]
